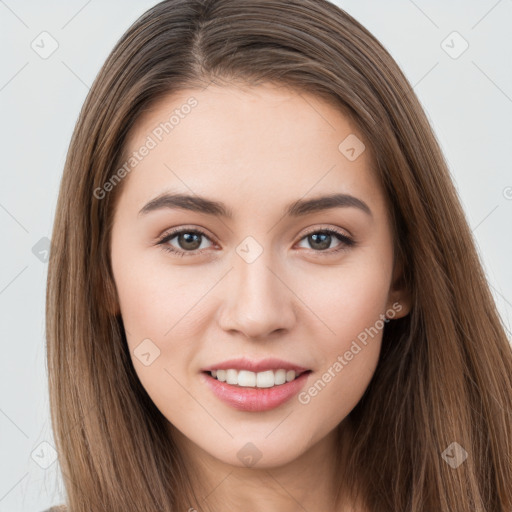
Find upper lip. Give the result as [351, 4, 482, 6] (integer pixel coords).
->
[201, 357, 310, 374]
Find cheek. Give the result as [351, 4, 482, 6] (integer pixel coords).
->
[111, 248, 219, 416]
[112, 246, 211, 340]
[302, 253, 392, 346]
[322, 272, 390, 351]
[293, 257, 391, 419]
[111, 253, 205, 415]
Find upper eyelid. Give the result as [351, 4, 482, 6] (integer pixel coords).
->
[301, 225, 353, 239]
[158, 226, 217, 245]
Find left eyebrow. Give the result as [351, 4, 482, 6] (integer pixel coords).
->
[138, 191, 372, 219]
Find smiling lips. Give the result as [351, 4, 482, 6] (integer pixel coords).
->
[201, 357, 312, 411]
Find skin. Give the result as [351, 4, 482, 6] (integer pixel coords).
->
[110, 82, 411, 512]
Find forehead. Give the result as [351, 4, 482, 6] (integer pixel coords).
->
[118, 83, 385, 219]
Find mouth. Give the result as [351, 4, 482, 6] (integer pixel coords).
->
[203, 368, 312, 389]
[201, 368, 313, 412]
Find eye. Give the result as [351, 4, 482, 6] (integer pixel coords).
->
[157, 228, 215, 257]
[296, 228, 355, 254]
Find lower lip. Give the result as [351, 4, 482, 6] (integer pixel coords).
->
[201, 371, 311, 412]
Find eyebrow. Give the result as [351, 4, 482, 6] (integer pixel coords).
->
[138, 191, 372, 219]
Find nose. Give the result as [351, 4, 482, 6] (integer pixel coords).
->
[216, 255, 297, 340]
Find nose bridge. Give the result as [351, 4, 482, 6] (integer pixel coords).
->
[237, 253, 278, 306]
[218, 245, 296, 338]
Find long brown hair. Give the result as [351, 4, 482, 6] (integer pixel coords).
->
[46, 0, 512, 510]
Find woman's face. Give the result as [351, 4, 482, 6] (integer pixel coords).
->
[110, 83, 410, 469]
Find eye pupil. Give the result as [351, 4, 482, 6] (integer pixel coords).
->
[309, 233, 331, 250]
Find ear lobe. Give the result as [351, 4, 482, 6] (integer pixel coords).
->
[386, 259, 412, 319]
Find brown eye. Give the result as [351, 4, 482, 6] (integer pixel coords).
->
[158, 228, 214, 256]
[297, 229, 355, 254]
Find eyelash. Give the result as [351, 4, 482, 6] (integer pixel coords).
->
[156, 226, 356, 258]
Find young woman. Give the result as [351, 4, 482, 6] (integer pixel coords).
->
[45, 0, 512, 511]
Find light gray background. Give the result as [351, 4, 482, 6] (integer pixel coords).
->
[1, 1, 511, 510]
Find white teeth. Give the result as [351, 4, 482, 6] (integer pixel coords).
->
[286, 370, 296, 382]
[256, 370, 274, 388]
[238, 370, 256, 387]
[209, 368, 301, 388]
[274, 369, 286, 385]
[226, 369, 238, 385]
